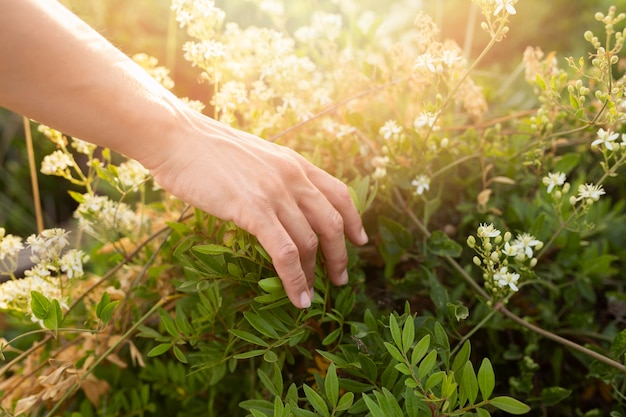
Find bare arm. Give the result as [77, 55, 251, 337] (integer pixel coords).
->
[0, 0, 367, 308]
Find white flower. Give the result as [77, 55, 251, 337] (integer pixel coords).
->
[413, 52, 438, 73]
[577, 183, 605, 202]
[592, 128, 619, 151]
[411, 174, 430, 195]
[40, 150, 74, 176]
[71, 138, 97, 155]
[413, 112, 440, 131]
[379, 120, 402, 140]
[542, 172, 566, 194]
[477, 223, 500, 238]
[117, 159, 151, 189]
[26, 228, 70, 264]
[493, 0, 517, 16]
[59, 249, 89, 280]
[511, 233, 541, 260]
[493, 266, 520, 292]
[502, 241, 519, 257]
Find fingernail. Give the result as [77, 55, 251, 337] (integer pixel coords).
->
[338, 270, 349, 285]
[360, 228, 369, 245]
[300, 290, 311, 309]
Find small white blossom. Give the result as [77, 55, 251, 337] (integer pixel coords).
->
[493, 266, 520, 292]
[59, 249, 89, 280]
[117, 159, 151, 189]
[477, 223, 501, 238]
[413, 52, 438, 73]
[511, 233, 541, 260]
[71, 138, 97, 155]
[577, 183, 605, 202]
[592, 128, 619, 151]
[379, 120, 402, 140]
[411, 175, 430, 195]
[493, 0, 517, 16]
[26, 228, 70, 264]
[40, 150, 74, 176]
[542, 172, 566, 194]
[413, 112, 440, 131]
[502, 241, 519, 257]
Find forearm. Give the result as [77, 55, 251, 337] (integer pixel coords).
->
[0, 0, 188, 167]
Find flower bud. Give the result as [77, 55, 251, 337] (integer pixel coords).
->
[484, 242, 492, 252]
[530, 258, 538, 267]
[586, 198, 594, 205]
[504, 231, 512, 242]
[473, 256, 482, 266]
[569, 196, 578, 205]
[467, 235, 476, 248]
[494, 235, 502, 244]
[584, 30, 594, 41]
[490, 251, 500, 262]
[554, 190, 562, 200]
[563, 182, 571, 193]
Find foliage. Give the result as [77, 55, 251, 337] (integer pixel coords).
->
[1, 1, 626, 416]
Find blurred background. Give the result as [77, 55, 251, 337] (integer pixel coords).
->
[2, 0, 626, 237]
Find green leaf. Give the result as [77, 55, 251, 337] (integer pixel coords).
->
[610, 328, 626, 360]
[192, 244, 233, 255]
[322, 328, 342, 346]
[263, 350, 278, 363]
[257, 368, 280, 398]
[554, 152, 581, 174]
[228, 329, 269, 347]
[324, 363, 339, 407]
[99, 301, 119, 326]
[233, 349, 266, 360]
[96, 292, 111, 319]
[489, 396, 531, 414]
[43, 299, 63, 331]
[476, 408, 491, 417]
[402, 316, 415, 353]
[358, 353, 378, 382]
[336, 392, 354, 412]
[540, 386, 571, 406]
[378, 216, 412, 278]
[418, 350, 438, 381]
[258, 277, 284, 293]
[147, 343, 172, 357]
[447, 301, 469, 322]
[478, 358, 495, 400]
[362, 394, 386, 417]
[427, 230, 462, 257]
[384, 342, 405, 362]
[460, 361, 478, 406]
[172, 345, 188, 363]
[411, 334, 431, 366]
[389, 314, 402, 349]
[303, 384, 330, 417]
[244, 312, 280, 339]
[424, 371, 445, 391]
[452, 341, 471, 376]
[158, 308, 179, 337]
[30, 290, 50, 320]
[535, 73, 547, 90]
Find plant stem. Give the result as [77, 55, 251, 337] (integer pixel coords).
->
[46, 297, 168, 415]
[23, 117, 44, 233]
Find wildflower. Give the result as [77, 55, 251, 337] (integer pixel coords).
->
[511, 233, 542, 260]
[413, 112, 439, 131]
[117, 159, 151, 189]
[59, 249, 89, 280]
[37, 124, 66, 147]
[493, 266, 520, 292]
[502, 241, 519, 257]
[477, 223, 500, 238]
[71, 138, 96, 155]
[493, 0, 517, 16]
[591, 128, 619, 151]
[379, 120, 402, 140]
[0, 273, 64, 319]
[542, 172, 566, 193]
[411, 174, 430, 195]
[413, 52, 438, 73]
[74, 194, 142, 241]
[0, 228, 23, 276]
[40, 150, 74, 176]
[26, 228, 70, 264]
[577, 183, 605, 202]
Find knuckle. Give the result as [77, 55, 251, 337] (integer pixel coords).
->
[276, 241, 300, 265]
[326, 209, 345, 235]
[302, 232, 319, 254]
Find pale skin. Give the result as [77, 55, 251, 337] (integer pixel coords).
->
[0, 0, 368, 309]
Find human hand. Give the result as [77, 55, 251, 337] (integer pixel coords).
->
[145, 110, 368, 309]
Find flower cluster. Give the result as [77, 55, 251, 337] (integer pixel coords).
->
[74, 194, 144, 243]
[468, 223, 542, 298]
[0, 228, 24, 277]
[0, 228, 88, 323]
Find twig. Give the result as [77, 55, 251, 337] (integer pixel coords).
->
[23, 117, 44, 233]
